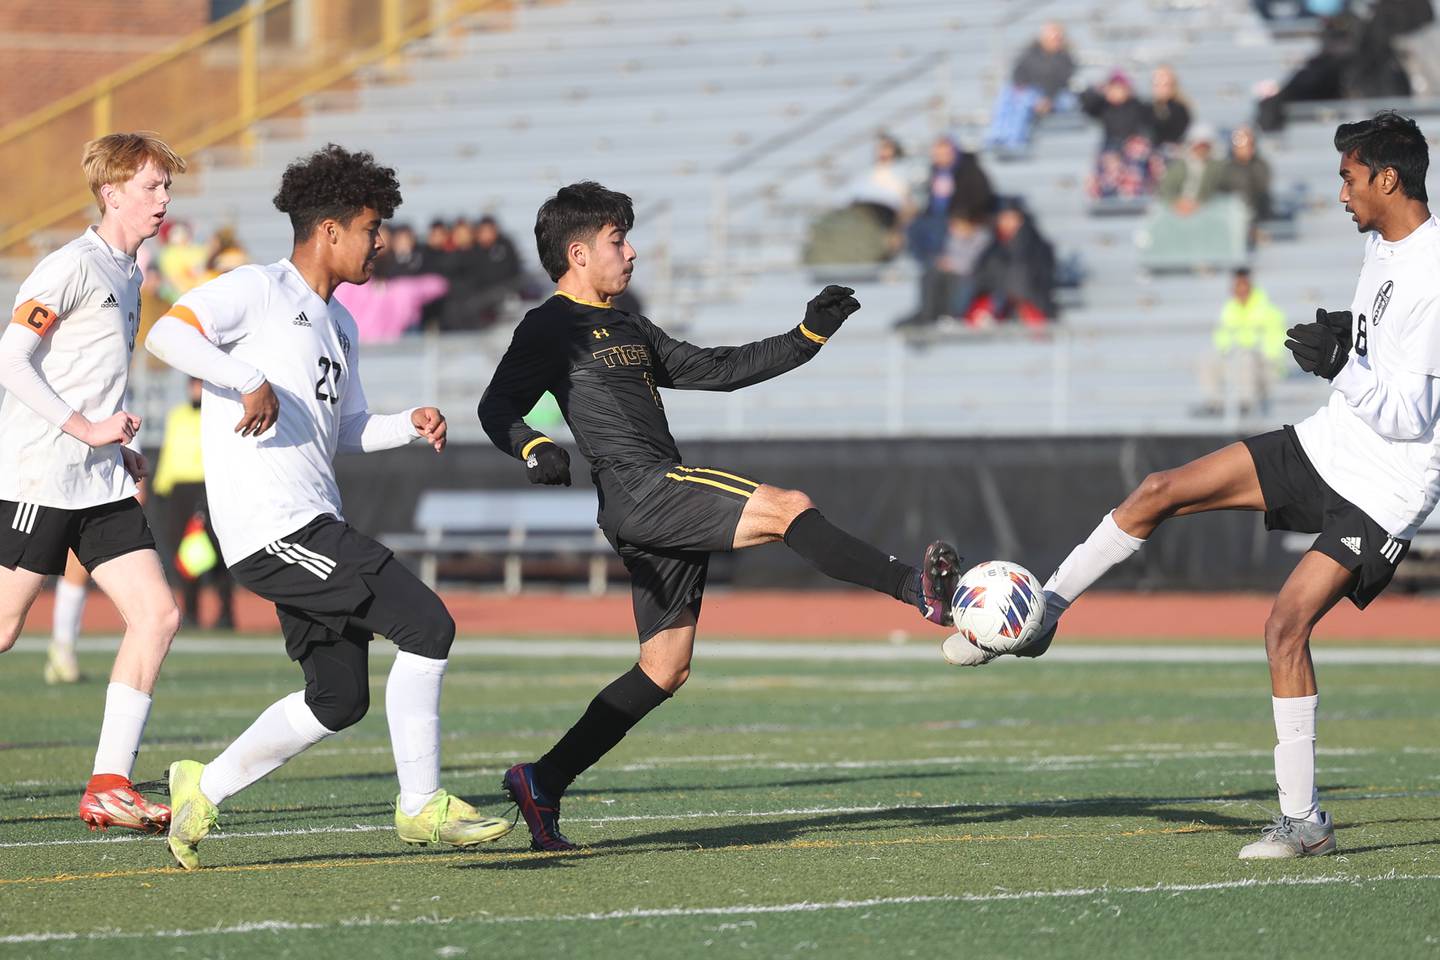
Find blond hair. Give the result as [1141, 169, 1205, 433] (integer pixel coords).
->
[82, 132, 187, 214]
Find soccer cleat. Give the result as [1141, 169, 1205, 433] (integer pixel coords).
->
[395, 790, 514, 847]
[44, 644, 81, 684]
[918, 540, 962, 626]
[1238, 812, 1336, 860]
[166, 760, 218, 870]
[78, 774, 170, 833]
[502, 762, 577, 852]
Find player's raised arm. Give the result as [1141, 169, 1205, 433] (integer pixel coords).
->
[641, 285, 860, 392]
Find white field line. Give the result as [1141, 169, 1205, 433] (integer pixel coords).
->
[5, 788, 1438, 851]
[11, 637, 1440, 665]
[4, 872, 1440, 944]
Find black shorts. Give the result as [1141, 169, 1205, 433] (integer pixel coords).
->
[1245, 427, 1411, 608]
[605, 465, 758, 642]
[0, 497, 156, 576]
[229, 514, 394, 660]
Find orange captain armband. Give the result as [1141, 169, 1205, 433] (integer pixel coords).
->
[12, 299, 58, 336]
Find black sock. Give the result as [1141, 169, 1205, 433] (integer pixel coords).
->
[534, 664, 672, 797]
[784, 508, 919, 606]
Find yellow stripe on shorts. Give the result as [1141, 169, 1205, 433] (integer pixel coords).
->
[665, 472, 754, 498]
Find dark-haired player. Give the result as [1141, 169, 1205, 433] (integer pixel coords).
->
[145, 144, 511, 869]
[479, 181, 960, 851]
[972, 112, 1440, 860]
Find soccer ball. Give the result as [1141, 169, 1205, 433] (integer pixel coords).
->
[943, 560, 1045, 660]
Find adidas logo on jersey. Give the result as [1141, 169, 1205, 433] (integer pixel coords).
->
[1341, 536, 1362, 556]
[100, 294, 119, 308]
[293, 311, 311, 327]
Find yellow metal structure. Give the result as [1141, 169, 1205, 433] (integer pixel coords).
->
[0, 0, 512, 254]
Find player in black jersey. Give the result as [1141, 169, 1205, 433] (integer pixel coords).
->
[479, 181, 959, 851]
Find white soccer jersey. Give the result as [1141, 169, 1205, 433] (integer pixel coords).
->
[1294, 216, 1440, 539]
[169, 259, 418, 565]
[1, 228, 140, 508]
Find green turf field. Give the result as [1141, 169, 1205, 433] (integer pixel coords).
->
[4, 639, 1439, 959]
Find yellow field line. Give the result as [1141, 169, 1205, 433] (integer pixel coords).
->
[1, 824, 1227, 887]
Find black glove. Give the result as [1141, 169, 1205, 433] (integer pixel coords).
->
[1285, 313, 1351, 380]
[1315, 307, 1353, 340]
[525, 442, 571, 486]
[801, 284, 861, 340]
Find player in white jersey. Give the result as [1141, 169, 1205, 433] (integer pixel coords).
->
[144, 144, 511, 869]
[947, 111, 1440, 860]
[0, 133, 185, 833]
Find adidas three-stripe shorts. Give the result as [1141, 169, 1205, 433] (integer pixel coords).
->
[601, 464, 761, 643]
[1245, 427, 1411, 609]
[0, 496, 155, 576]
[229, 514, 394, 661]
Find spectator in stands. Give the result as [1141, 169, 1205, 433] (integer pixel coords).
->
[1158, 124, 1226, 216]
[374, 223, 431, 278]
[424, 218, 452, 256]
[896, 208, 992, 330]
[1196, 268, 1288, 416]
[335, 271, 449, 343]
[967, 198, 1057, 327]
[907, 136, 995, 263]
[1220, 125, 1274, 240]
[1148, 65, 1192, 151]
[849, 133, 912, 229]
[1082, 70, 1164, 200]
[438, 215, 523, 331]
[1256, 4, 1423, 130]
[156, 220, 208, 301]
[985, 21, 1078, 153]
[203, 227, 248, 279]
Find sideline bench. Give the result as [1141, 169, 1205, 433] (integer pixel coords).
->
[382, 490, 610, 594]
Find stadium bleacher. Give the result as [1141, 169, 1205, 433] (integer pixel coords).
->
[6, 0, 1425, 440]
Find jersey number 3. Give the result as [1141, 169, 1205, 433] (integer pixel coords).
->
[315, 357, 343, 404]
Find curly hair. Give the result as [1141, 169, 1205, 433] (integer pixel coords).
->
[273, 144, 402, 239]
[534, 181, 634, 281]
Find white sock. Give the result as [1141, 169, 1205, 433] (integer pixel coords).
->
[92, 682, 152, 778]
[1272, 694, 1321, 822]
[1042, 511, 1146, 621]
[199, 691, 334, 806]
[52, 579, 87, 652]
[387, 651, 447, 817]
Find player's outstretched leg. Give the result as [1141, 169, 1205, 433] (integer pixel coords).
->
[738, 485, 961, 625]
[1019, 442, 1266, 662]
[504, 618, 687, 851]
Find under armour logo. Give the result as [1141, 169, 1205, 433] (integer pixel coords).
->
[592, 328, 609, 340]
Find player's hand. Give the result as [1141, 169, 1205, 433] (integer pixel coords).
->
[526, 442, 571, 486]
[77, 411, 141, 447]
[120, 446, 149, 483]
[802, 284, 861, 340]
[412, 407, 447, 452]
[1285, 319, 1350, 380]
[235, 380, 278, 437]
[1315, 307, 1354, 342]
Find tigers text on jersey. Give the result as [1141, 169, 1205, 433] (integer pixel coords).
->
[1294, 216, 1440, 539]
[2, 227, 140, 508]
[169, 259, 372, 565]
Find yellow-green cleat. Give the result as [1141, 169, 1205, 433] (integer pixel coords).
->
[167, 760, 218, 871]
[395, 790, 513, 848]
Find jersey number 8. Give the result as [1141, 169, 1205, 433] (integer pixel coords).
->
[315, 357, 343, 404]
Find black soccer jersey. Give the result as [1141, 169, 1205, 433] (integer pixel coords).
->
[478, 292, 824, 521]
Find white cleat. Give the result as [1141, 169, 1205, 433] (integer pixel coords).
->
[44, 644, 81, 684]
[1238, 812, 1336, 860]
